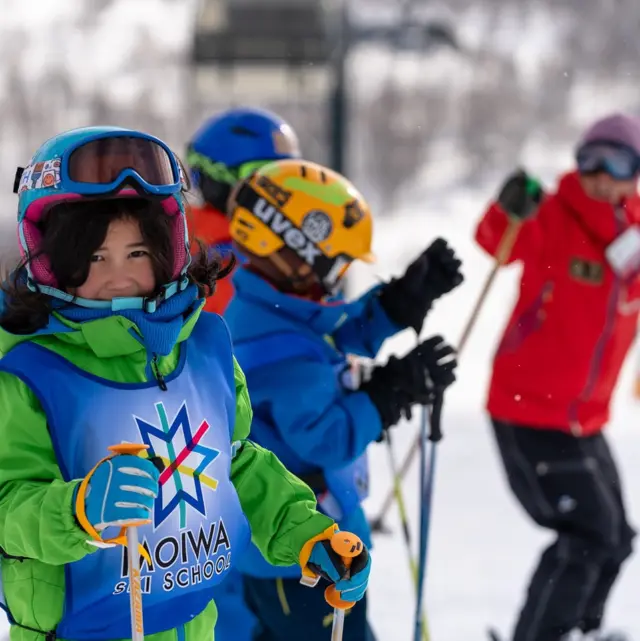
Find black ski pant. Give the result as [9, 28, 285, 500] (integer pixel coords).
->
[243, 574, 376, 641]
[492, 419, 635, 641]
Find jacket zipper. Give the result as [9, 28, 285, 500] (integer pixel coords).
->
[567, 208, 624, 434]
[151, 353, 168, 391]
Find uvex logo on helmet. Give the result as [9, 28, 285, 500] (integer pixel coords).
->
[252, 197, 330, 266]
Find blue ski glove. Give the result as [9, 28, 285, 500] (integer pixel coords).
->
[75, 454, 160, 535]
[300, 526, 371, 603]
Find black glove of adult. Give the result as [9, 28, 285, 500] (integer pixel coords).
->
[360, 335, 457, 431]
[497, 169, 544, 220]
[378, 238, 463, 334]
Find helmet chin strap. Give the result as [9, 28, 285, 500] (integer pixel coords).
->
[267, 252, 343, 299]
[27, 272, 190, 314]
[268, 252, 314, 291]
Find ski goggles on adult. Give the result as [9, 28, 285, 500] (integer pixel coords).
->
[576, 142, 640, 180]
[15, 132, 188, 199]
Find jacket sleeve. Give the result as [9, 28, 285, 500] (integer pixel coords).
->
[475, 201, 547, 264]
[259, 358, 381, 469]
[229, 359, 334, 566]
[331, 285, 402, 357]
[0, 372, 95, 564]
[231, 356, 253, 442]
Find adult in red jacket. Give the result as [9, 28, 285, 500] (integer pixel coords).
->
[476, 113, 640, 641]
[186, 107, 302, 315]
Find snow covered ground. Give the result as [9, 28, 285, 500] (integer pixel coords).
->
[354, 187, 640, 641]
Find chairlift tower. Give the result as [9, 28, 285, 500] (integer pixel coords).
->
[190, 0, 335, 165]
[190, 0, 459, 174]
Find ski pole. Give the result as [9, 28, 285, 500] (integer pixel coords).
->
[375, 431, 429, 641]
[324, 532, 364, 641]
[371, 217, 523, 533]
[413, 391, 443, 641]
[457, 217, 522, 353]
[108, 443, 150, 641]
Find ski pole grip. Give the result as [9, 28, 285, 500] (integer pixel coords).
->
[108, 443, 149, 457]
[429, 389, 444, 442]
[324, 532, 363, 610]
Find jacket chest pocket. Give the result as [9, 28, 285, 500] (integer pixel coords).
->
[568, 257, 605, 286]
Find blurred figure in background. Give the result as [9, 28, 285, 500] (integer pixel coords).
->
[186, 106, 301, 641]
[476, 113, 640, 641]
[186, 107, 302, 314]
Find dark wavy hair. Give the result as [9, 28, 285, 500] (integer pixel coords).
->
[1, 197, 235, 334]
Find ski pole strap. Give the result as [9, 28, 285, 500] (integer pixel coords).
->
[429, 388, 444, 442]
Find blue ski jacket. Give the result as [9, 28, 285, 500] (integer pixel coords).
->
[224, 268, 403, 578]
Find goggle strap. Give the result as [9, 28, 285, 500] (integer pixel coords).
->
[234, 182, 260, 211]
[13, 167, 25, 194]
[25, 273, 190, 313]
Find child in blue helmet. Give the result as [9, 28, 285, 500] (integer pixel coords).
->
[187, 107, 302, 641]
[186, 107, 301, 315]
[0, 126, 371, 641]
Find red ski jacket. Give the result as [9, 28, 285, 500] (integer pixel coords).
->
[189, 204, 236, 315]
[475, 171, 640, 435]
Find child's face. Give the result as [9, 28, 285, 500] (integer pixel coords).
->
[72, 217, 156, 301]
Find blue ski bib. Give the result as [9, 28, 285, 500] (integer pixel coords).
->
[231, 331, 371, 578]
[233, 331, 370, 519]
[0, 313, 250, 640]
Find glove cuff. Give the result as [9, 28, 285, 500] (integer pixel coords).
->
[75, 454, 110, 541]
[299, 524, 339, 586]
[359, 374, 399, 430]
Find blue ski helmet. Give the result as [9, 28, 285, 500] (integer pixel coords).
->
[186, 107, 301, 211]
[15, 125, 191, 311]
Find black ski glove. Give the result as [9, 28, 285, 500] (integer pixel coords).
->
[497, 169, 544, 220]
[378, 238, 463, 333]
[360, 335, 457, 431]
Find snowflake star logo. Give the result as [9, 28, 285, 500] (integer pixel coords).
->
[135, 401, 220, 529]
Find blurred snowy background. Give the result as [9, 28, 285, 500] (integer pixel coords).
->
[1, 1, 640, 639]
[2, 0, 640, 221]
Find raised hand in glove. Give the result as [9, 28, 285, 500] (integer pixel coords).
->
[497, 169, 544, 220]
[378, 238, 463, 333]
[360, 335, 457, 430]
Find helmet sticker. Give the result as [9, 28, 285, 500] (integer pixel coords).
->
[272, 127, 301, 157]
[256, 175, 292, 208]
[301, 210, 333, 244]
[18, 158, 61, 193]
[343, 199, 365, 229]
[253, 197, 323, 266]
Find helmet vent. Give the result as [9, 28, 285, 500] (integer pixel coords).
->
[230, 125, 259, 138]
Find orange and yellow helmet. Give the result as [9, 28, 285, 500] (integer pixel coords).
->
[228, 159, 375, 293]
